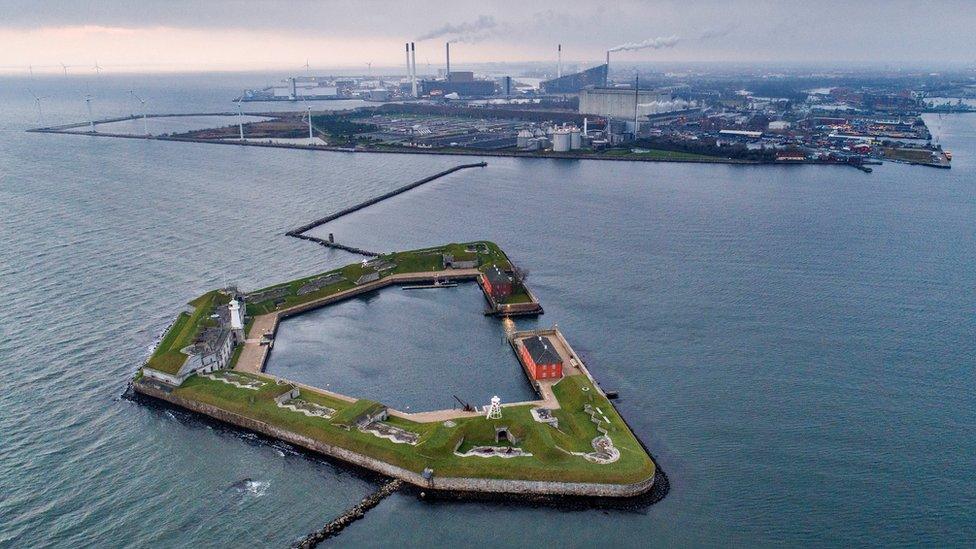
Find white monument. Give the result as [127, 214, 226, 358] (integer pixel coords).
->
[485, 396, 502, 420]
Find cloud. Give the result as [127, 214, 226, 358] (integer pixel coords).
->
[608, 35, 680, 53]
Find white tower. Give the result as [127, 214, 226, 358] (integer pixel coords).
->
[229, 299, 244, 331]
[485, 396, 502, 420]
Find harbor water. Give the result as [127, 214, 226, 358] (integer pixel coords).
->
[1, 73, 974, 547]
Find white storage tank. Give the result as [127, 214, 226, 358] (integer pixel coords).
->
[552, 128, 572, 152]
[570, 128, 582, 149]
[516, 129, 534, 148]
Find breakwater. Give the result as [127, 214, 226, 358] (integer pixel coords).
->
[284, 162, 487, 256]
[288, 233, 381, 257]
[285, 162, 487, 236]
[293, 479, 403, 547]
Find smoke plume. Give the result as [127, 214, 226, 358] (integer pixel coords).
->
[417, 15, 498, 42]
[638, 99, 696, 114]
[698, 24, 737, 41]
[608, 35, 680, 53]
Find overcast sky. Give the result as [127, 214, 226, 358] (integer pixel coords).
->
[2, 0, 973, 73]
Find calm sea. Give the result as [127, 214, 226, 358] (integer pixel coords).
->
[1, 73, 974, 547]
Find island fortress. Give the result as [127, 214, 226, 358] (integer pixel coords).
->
[134, 241, 658, 498]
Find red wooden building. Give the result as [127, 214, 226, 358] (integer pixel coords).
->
[520, 336, 564, 381]
[482, 265, 513, 299]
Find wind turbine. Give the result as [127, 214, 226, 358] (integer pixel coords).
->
[301, 96, 313, 141]
[304, 59, 310, 74]
[60, 63, 69, 77]
[84, 94, 96, 133]
[367, 61, 372, 75]
[28, 89, 47, 125]
[129, 89, 149, 136]
[28, 65, 34, 79]
[93, 60, 103, 75]
[236, 96, 245, 140]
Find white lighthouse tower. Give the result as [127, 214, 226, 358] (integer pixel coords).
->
[228, 299, 244, 341]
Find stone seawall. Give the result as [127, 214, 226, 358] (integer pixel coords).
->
[133, 381, 655, 498]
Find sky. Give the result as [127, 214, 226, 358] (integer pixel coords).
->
[1, 0, 974, 73]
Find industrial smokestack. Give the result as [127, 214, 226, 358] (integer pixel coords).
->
[634, 75, 640, 136]
[557, 44, 562, 78]
[605, 51, 610, 87]
[446, 42, 451, 81]
[410, 42, 418, 97]
[405, 43, 411, 82]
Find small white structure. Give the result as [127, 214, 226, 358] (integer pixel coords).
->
[486, 395, 502, 420]
[229, 299, 244, 330]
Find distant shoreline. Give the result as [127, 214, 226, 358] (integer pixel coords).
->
[27, 120, 862, 169]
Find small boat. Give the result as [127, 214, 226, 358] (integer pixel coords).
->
[402, 278, 458, 290]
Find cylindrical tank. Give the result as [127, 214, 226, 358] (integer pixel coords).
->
[516, 129, 533, 149]
[570, 128, 582, 149]
[553, 129, 572, 152]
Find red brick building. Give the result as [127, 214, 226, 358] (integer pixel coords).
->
[520, 336, 563, 381]
[482, 265, 513, 299]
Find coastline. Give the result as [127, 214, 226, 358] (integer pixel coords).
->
[130, 379, 657, 498]
[27, 124, 853, 168]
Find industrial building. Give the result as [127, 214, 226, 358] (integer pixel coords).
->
[579, 87, 673, 119]
[420, 71, 497, 97]
[540, 64, 609, 94]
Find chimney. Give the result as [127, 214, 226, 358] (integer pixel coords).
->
[410, 42, 418, 97]
[446, 42, 451, 81]
[605, 51, 610, 87]
[634, 74, 640, 136]
[405, 42, 410, 81]
[557, 44, 562, 78]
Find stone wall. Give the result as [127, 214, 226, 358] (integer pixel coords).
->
[133, 381, 655, 498]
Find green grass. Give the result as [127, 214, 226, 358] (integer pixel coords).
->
[500, 290, 533, 304]
[146, 290, 224, 375]
[602, 147, 722, 161]
[245, 241, 511, 315]
[167, 371, 654, 484]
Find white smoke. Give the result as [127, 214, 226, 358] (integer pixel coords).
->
[417, 15, 498, 42]
[638, 99, 696, 114]
[698, 24, 737, 41]
[609, 35, 680, 53]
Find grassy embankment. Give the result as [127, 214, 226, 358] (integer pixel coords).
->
[146, 291, 230, 375]
[245, 241, 511, 316]
[170, 370, 654, 484]
[601, 147, 726, 162]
